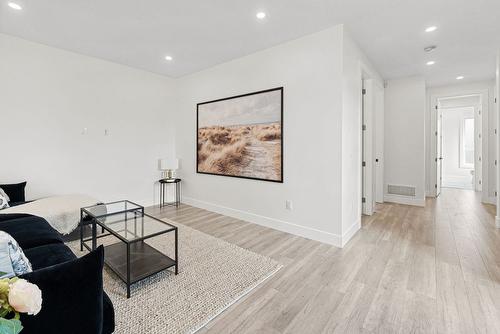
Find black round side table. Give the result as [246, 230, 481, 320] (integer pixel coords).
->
[159, 178, 181, 208]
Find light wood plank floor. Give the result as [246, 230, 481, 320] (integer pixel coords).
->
[147, 188, 499, 333]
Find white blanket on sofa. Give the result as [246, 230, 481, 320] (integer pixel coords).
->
[2, 194, 100, 235]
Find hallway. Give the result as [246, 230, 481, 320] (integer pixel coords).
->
[152, 188, 499, 333]
[361, 188, 499, 333]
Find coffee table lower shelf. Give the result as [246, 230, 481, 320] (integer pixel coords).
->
[104, 241, 177, 296]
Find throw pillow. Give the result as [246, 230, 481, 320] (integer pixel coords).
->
[0, 192, 9, 210]
[0, 231, 32, 276]
[0, 182, 27, 203]
[20, 246, 105, 334]
[0, 188, 10, 202]
[0, 242, 15, 278]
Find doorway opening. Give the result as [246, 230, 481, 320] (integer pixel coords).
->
[435, 94, 482, 195]
[361, 77, 384, 215]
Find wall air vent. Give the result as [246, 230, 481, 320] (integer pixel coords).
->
[387, 184, 416, 197]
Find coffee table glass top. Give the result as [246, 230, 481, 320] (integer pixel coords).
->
[82, 200, 143, 218]
[96, 211, 176, 242]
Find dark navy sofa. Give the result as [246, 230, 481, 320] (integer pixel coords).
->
[0, 213, 115, 334]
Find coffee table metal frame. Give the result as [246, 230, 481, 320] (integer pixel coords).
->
[80, 200, 178, 298]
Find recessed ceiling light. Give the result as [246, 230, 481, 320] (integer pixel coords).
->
[7, 2, 22, 10]
[256, 12, 266, 19]
[425, 26, 437, 32]
[426, 61, 435, 66]
[456, 76, 464, 80]
[165, 55, 173, 61]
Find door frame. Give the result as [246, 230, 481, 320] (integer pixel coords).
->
[430, 89, 489, 201]
[362, 79, 374, 215]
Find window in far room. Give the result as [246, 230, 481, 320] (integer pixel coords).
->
[460, 117, 474, 169]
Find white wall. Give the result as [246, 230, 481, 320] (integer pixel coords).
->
[0, 33, 176, 205]
[175, 25, 381, 247]
[440, 96, 481, 108]
[384, 76, 426, 206]
[175, 26, 345, 245]
[441, 108, 475, 189]
[426, 81, 496, 203]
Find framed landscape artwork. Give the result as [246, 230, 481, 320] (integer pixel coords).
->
[197, 87, 283, 182]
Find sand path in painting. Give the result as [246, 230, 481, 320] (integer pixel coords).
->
[240, 138, 280, 180]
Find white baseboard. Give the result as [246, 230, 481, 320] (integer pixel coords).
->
[483, 197, 496, 205]
[383, 194, 425, 207]
[341, 219, 361, 247]
[182, 196, 345, 247]
[136, 198, 156, 208]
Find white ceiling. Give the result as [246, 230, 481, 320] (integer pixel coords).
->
[1, 0, 498, 86]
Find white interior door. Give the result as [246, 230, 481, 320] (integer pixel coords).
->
[436, 107, 443, 196]
[374, 83, 384, 203]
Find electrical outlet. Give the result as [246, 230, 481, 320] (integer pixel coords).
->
[285, 200, 293, 210]
[81, 127, 88, 135]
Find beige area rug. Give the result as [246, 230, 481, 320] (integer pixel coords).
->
[67, 221, 282, 334]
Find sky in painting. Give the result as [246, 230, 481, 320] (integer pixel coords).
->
[198, 89, 281, 127]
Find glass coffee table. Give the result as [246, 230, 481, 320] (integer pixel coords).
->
[80, 200, 178, 298]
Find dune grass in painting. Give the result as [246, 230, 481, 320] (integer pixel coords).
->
[197, 122, 282, 181]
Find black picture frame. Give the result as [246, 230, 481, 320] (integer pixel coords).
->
[196, 87, 284, 183]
